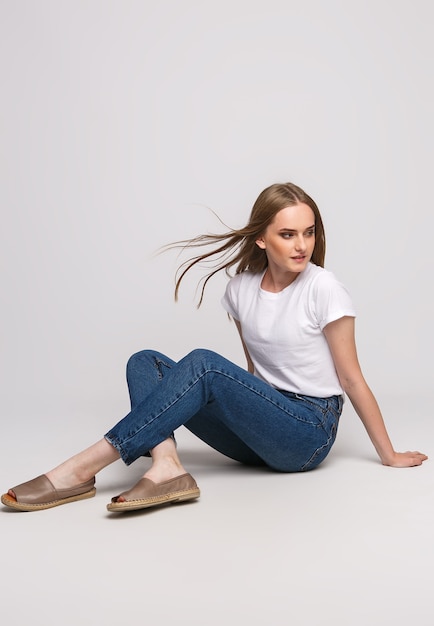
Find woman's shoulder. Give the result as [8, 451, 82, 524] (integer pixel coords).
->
[227, 270, 263, 289]
[305, 263, 345, 288]
[305, 264, 354, 313]
[222, 270, 263, 318]
[302, 264, 353, 302]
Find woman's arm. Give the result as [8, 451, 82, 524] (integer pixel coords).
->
[323, 316, 427, 467]
[234, 320, 255, 374]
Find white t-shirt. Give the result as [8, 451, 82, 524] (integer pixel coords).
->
[221, 262, 356, 397]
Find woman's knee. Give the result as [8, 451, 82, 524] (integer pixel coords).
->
[184, 348, 223, 368]
[127, 349, 149, 370]
[126, 350, 166, 376]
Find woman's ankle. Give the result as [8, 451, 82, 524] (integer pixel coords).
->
[46, 463, 91, 489]
[144, 457, 187, 483]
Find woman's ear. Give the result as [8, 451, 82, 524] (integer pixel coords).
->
[255, 236, 266, 250]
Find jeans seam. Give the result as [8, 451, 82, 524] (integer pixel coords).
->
[119, 366, 322, 449]
[300, 422, 336, 471]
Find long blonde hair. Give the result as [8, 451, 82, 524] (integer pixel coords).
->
[169, 182, 326, 306]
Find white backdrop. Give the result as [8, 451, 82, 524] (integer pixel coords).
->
[1, 0, 432, 429]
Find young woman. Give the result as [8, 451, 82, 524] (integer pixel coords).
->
[1, 182, 427, 513]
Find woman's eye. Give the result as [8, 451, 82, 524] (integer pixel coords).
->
[280, 230, 314, 239]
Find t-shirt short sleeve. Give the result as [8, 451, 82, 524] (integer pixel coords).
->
[221, 274, 242, 320]
[312, 271, 356, 330]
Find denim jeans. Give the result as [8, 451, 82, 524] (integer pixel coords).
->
[105, 349, 343, 472]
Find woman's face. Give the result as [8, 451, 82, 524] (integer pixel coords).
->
[256, 203, 316, 280]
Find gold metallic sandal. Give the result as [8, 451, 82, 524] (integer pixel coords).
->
[107, 473, 200, 512]
[1, 475, 96, 511]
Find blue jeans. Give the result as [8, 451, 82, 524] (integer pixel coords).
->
[105, 349, 342, 472]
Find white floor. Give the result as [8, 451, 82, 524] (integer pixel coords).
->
[1, 395, 431, 626]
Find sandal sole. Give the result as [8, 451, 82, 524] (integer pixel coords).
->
[106, 487, 200, 512]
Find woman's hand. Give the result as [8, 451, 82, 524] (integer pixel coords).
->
[382, 450, 428, 467]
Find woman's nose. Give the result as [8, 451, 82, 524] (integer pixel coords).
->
[295, 235, 306, 250]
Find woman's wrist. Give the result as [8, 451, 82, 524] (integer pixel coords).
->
[380, 451, 396, 466]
